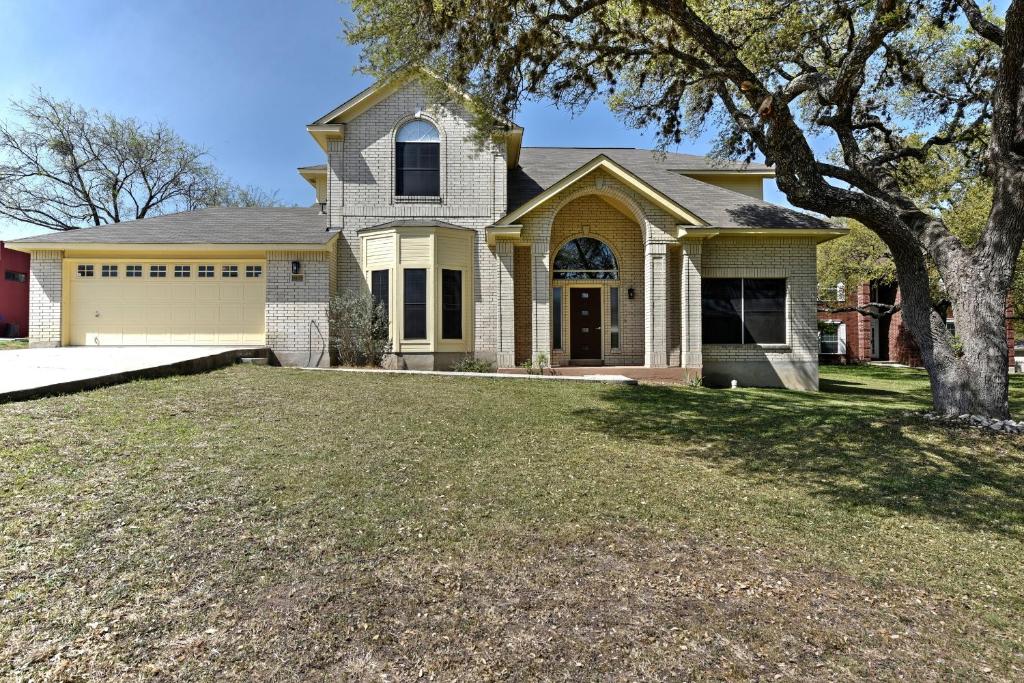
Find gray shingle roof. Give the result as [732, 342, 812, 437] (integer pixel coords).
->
[510, 148, 831, 229]
[11, 207, 333, 245]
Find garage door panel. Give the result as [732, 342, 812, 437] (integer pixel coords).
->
[68, 261, 266, 346]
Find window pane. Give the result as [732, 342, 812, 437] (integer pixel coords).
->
[396, 142, 440, 196]
[610, 287, 620, 350]
[552, 287, 563, 349]
[744, 279, 786, 344]
[441, 269, 462, 340]
[396, 119, 439, 143]
[403, 268, 427, 339]
[553, 237, 618, 279]
[820, 328, 839, 354]
[371, 269, 389, 323]
[702, 279, 743, 344]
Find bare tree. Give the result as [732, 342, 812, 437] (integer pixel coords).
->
[0, 91, 280, 231]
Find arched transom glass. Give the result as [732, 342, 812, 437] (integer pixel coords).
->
[396, 119, 440, 143]
[553, 237, 619, 280]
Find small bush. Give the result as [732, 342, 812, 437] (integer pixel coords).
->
[328, 292, 392, 367]
[520, 353, 550, 375]
[450, 357, 495, 373]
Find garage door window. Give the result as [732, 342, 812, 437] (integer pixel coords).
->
[245, 265, 262, 278]
[198, 265, 214, 278]
[126, 265, 142, 278]
[77, 264, 94, 277]
[174, 265, 191, 278]
[150, 265, 167, 278]
[222, 265, 239, 278]
[101, 265, 118, 278]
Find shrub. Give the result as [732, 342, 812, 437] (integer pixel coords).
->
[450, 357, 495, 373]
[328, 292, 391, 367]
[520, 353, 550, 375]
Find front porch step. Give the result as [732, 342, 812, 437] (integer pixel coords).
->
[567, 359, 605, 367]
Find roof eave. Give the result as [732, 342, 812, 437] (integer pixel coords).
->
[677, 225, 847, 243]
[9, 238, 337, 253]
[306, 124, 345, 153]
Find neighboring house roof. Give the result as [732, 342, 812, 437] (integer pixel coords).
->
[509, 148, 831, 230]
[9, 208, 333, 246]
[358, 219, 473, 232]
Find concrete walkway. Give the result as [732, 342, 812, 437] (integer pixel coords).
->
[299, 366, 638, 385]
[0, 346, 266, 402]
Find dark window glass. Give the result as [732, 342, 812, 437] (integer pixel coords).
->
[610, 287, 620, 349]
[441, 269, 462, 340]
[553, 237, 618, 279]
[371, 269, 389, 323]
[403, 268, 427, 339]
[702, 278, 743, 344]
[552, 287, 563, 349]
[5, 270, 26, 282]
[396, 143, 440, 196]
[743, 279, 786, 344]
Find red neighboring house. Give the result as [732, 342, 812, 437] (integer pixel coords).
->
[818, 281, 1015, 367]
[0, 241, 30, 338]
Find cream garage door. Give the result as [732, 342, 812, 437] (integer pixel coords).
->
[67, 260, 266, 346]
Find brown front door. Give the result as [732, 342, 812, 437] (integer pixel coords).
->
[569, 287, 602, 360]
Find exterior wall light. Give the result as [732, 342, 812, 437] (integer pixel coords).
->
[291, 261, 302, 275]
[627, 287, 636, 300]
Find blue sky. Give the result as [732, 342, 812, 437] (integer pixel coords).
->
[0, 0, 782, 241]
[9, 0, 1001, 240]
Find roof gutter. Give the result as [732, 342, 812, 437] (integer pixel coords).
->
[7, 238, 338, 254]
[677, 225, 849, 243]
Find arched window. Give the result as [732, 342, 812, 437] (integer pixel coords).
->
[553, 237, 618, 280]
[395, 119, 440, 197]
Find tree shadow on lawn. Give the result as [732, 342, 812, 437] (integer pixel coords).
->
[573, 378, 1024, 537]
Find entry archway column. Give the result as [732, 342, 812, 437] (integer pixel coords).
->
[494, 239, 516, 368]
[680, 238, 703, 369]
[530, 240, 552, 365]
[644, 241, 669, 367]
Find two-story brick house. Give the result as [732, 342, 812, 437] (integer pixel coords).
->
[10, 75, 845, 389]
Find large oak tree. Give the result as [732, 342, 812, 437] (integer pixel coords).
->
[347, 0, 1023, 418]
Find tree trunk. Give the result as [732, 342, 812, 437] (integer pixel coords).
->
[891, 247, 1013, 419]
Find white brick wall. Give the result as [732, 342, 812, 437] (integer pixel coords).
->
[326, 79, 507, 360]
[700, 237, 819, 363]
[28, 251, 62, 348]
[266, 251, 330, 367]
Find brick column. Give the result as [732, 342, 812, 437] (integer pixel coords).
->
[531, 240, 551, 364]
[28, 250, 63, 348]
[644, 242, 668, 367]
[494, 239, 516, 368]
[266, 251, 331, 367]
[680, 239, 703, 368]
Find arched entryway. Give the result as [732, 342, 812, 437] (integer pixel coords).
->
[546, 194, 644, 366]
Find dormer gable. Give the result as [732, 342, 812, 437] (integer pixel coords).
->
[305, 71, 523, 168]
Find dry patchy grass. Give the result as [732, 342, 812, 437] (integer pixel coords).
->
[0, 365, 1022, 680]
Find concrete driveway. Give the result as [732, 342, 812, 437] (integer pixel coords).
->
[0, 346, 266, 401]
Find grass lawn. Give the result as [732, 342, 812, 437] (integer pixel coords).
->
[0, 339, 28, 351]
[1, 365, 1022, 680]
